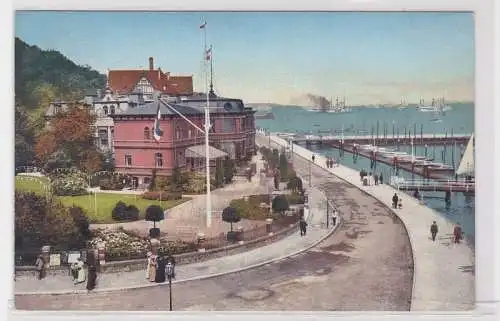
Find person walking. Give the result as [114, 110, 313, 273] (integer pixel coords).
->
[374, 174, 379, 185]
[379, 172, 383, 184]
[145, 251, 152, 279]
[35, 255, 45, 280]
[299, 217, 308, 236]
[430, 221, 438, 241]
[155, 253, 167, 283]
[312, 154, 315, 163]
[392, 193, 399, 209]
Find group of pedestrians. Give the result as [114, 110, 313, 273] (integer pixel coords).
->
[359, 169, 383, 186]
[146, 251, 176, 283]
[429, 221, 463, 244]
[325, 157, 337, 168]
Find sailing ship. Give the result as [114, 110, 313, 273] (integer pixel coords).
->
[398, 97, 408, 110]
[328, 96, 352, 113]
[455, 134, 475, 179]
[417, 97, 438, 112]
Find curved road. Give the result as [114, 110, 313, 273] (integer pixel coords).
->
[15, 143, 414, 311]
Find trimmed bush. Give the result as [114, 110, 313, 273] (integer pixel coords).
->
[221, 206, 241, 232]
[145, 205, 164, 228]
[111, 201, 140, 221]
[149, 228, 160, 238]
[142, 191, 182, 201]
[286, 176, 303, 193]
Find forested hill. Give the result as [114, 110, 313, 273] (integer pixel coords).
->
[15, 37, 107, 109]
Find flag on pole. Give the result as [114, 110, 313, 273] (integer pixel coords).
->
[199, 21, 207, 29]
[205, 46, 212, 61]
[153, 102, 163, 142]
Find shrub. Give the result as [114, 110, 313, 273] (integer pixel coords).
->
[51, 175, 88, 196]
[229, 198, 269, 220]
[286, 192, 305, 205]
[142, 191, 182, 201]
[272, 195, 289, 215]
[99, 175, 126, 191]
[111, 202, 139, 221]
[248, 194, 270, 205]
[149, 227, 160, 238]
[145, 205, 165, 228]
[221, 206, 241, 232]
[182, 172, 206, 194]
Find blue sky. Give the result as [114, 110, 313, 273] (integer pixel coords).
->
[15, 11, 474, 105]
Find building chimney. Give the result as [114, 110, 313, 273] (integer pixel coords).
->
[149, 57, 154, 70]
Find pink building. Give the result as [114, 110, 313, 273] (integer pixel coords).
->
[111, 95, 256, 188]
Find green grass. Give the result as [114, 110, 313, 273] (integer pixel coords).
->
[15, 176, 51, 194]
[15, 176, 191, 224]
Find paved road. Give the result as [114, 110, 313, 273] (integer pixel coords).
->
[15, 139, 413, 311]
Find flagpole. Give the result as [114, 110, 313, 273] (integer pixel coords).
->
[201, 20, 212, 228]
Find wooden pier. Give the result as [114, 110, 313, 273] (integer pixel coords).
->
[391, 179, 475, 193]
[288, 133, 470, 146]
[325, 142, 455, 181]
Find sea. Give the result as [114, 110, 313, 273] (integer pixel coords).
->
[255, 103, 475, 242]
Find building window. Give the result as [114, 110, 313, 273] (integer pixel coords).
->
[103, 106, 108, 115]
[209, 119, 216, 133]
[176, 126, 182, 140]
[222, 118, 235, 133]
[110, 106, 116, 115]
[155, 152, 163, 167]
[125, 154, 132, 166]
[188, 129, 192, 139]
[144, 127, 150, 140]
[98, 128, 108, 146]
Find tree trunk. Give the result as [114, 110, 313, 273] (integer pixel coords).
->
[230, 222, 233, 232]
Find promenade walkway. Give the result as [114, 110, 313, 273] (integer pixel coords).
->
[15, 183, 337, 295]
[267, 133, 475, 311]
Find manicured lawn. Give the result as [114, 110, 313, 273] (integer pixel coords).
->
[15, 176, 191, 224]
[15, 176, 51, 194]
[58, 194, 191, 223]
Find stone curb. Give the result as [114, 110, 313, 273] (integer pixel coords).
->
[15, 221, 339, 296]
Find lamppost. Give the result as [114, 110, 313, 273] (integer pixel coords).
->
[166, 261, 174, 311]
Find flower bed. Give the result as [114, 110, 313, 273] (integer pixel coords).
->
[87, 229, 197, 261]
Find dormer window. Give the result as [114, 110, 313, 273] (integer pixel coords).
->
[103, 106, 108, 115]
[144, 127, 150, 140]
[110, 106, 116, 115]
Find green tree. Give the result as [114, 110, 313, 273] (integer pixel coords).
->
[279, 152, 288, 179]
[15, 191, 84, 250]
[215, 160, 225, 187]
[223, 157, 235, 184]
[15, 105, 36, 168]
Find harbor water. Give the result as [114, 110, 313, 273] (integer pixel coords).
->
[256, 103, 475, 242]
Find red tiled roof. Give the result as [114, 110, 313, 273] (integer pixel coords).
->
[108, 69, 193, 96]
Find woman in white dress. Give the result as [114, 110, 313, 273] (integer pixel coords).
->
[74, 257, 86, 284]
